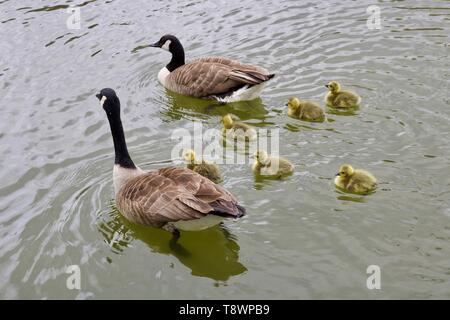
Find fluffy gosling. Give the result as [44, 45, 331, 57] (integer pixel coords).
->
[325, 81, 361, 108]
[287, 97, 326, 122]
[252, 150, 294, 178]
[183, 149, 222, 184]
[334, 164, 377, 194]
[222, 114, 257, 141]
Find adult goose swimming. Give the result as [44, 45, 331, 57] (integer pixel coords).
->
[96, 88, 246, 238]
[149, 34, 275, 102]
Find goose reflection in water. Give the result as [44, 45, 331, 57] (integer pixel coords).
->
[162, 89, 269, 122]
[97, 204, 247, 282]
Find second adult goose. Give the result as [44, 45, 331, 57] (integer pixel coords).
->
[96, 88, 245, 237]
[149, 35, 275, 102]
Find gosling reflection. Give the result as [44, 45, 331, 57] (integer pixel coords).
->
[163, 90, 268, 121]
[98, 205, 247, 281]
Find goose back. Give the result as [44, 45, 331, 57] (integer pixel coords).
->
[116, 167, 244, 227]
[165, 56, 274, 98]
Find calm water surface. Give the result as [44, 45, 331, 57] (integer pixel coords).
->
[0, 0, 449, 299]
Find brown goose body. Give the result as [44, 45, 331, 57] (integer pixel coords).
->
[96, 88, 245, 236]
[150, 35, 274, 102]
[116, 167, 242, 228]
[165, 56, 273, 99]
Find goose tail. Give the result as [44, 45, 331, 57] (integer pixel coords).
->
[210, 200, 246, 218]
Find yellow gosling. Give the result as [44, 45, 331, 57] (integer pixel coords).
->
[325, 81, 361, 108]
[252, 150, 294, 178]
[334, 164, 377, 194]
[183, 149, 222, 184]
[222, 114, 257, 141]
[287, 97, 326, 122]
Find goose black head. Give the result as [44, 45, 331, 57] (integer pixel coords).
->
[149, 34, 181, 52]
[149, 35, 185, 71]
[96, 88, 120, 116]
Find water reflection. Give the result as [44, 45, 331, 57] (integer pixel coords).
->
[162, 90, 269, 121]
[334, 188, 369, 203]
[326, 105, 360, 116]
[98, 204, 247, 281]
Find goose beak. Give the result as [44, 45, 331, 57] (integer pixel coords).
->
[95, 93, 102, 100]
[149, 42, 160, 48]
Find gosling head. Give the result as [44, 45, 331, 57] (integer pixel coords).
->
[336, 164, 354, 178]
[222, 114, 234, 129]
[183, 149, 196, 163]
[96, 88, 120, 116]
[287, 97, 301, 111]
[254, 150, 270, 165]
[325, 81, 341, 93]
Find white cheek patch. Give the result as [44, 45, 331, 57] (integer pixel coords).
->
[162, 40, 171, 51]
[100, 95, 107, 107]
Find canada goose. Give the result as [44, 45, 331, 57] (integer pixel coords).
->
[96, 88, 245, 237]
[252, 150, 294, 178]
[222, 114, 257, 141]
[149, 35, 275, 102]
[183, 149, 222, 184]
[334, 164, 377, 194]
[325, 81, 361, 108]
[287, 97, 326, 122]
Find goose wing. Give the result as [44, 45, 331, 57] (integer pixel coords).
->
[157, 167, 244, 217]
[116, 167, 245, 227]
[166, 56, 274, 98]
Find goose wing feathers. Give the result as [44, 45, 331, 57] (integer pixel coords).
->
[165, 56, 274, 98]
[116, 167, 245, 227]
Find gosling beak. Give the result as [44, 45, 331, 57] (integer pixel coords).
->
[149, 42, 160, 48]
[95, 93, 102, 100]
[335, 173, 340, 176]
[325, 85, 330, 88]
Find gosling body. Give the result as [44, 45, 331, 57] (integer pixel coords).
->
[222, 114, 257, 141]
[325, 81, 361, 108]
[334, 164, 377, 194]
[184, 149, 222, 184]
[287, 97, 325, 122]
[252, 150, 294, 178]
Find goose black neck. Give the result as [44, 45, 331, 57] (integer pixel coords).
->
[167, 41, 185, 72]
[106, 111, 136, 169]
